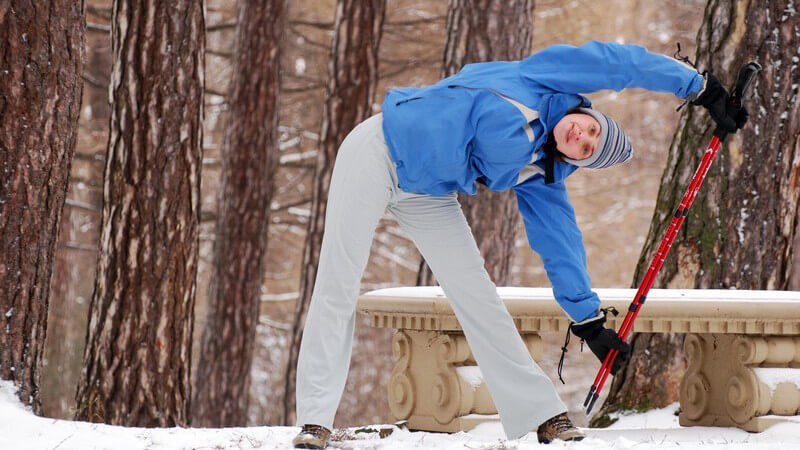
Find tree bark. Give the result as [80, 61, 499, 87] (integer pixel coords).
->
[192, 0, 288, 427]
[40, 0, 111, 420]
[595, 0, 800, 423]
[74, 0, 204, 427]
[416, 0, 534, 286]
[0, 0, 85, 413]
[282, 0, 386, 425]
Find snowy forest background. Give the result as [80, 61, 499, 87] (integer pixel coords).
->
[2, 0, 799, 436]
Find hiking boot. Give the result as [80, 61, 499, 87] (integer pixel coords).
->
[536, 412, 585, 444]
[292, 424, 331, 449]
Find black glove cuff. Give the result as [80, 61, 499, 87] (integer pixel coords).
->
[691, 72, 726, 107]
[570, 311, 606, 341]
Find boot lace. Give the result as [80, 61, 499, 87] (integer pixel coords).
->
[301, 424, 329, 436]
[549, 413, 574, 433]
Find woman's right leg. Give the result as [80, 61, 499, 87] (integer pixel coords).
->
[388, 192, 567, 440]
[295, 114, 395, 430]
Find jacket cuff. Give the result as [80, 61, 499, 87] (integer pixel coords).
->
[687, 73, 708, 103]
[572, 309, 604, 326]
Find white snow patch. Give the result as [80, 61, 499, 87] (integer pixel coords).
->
[295, 57, 306, 75]
[0, 381, 29, 414]
[738, 207, 749, 242]
[456, 366, 484, 390]
[260, 291, 298, 302]
[3, 380, 800, 449]
[301, 130, 319, 141]
[608, 402, 680, 429]
[364, 286, 800, 303]
[279, 149, 315, 163]
[278, 136, 302, 152]
[754, 368, 800, 391]
[288, 206, 310, 217]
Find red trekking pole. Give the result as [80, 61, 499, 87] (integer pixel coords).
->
[583, 61, 762, 415]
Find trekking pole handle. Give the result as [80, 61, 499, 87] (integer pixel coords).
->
[715, 62, 761, 140]
[730, 62, 761, 109]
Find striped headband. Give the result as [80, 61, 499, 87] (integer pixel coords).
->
[562, 108, 633, 169]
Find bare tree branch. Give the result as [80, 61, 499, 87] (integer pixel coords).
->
[87, 4, 111, 20]
[271, 196, 312, 213]
[207, 22, 237, 32]
[278, 161, 316, 169]
[205, 87, 227, 97]
[269, 217, 307, 227]
[275, 166, 314, 195]
[82, 72, 108, 89]
[385, 15, 446, 27]
[65, 198, 102, 213]
[288, 26, 331, 50]
[63, 177, 103, 189]
[289, 19, 333, 29]
[58, 242, 98, 252]
[379, 57, 440, 79]
[73, 149, 106, 160]
[283, 83, 325, 93]
[87, 22, 110, 33]
[207, 48, 233, 58]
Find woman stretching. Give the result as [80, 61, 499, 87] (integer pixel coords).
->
[291, 40, 746, 448]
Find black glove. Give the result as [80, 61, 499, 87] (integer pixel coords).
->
[691, 72, 749, 134]
[570, 310, 631, 375]
[732, 105, 749, 129]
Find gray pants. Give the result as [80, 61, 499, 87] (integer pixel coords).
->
[295, 114, 566, 439]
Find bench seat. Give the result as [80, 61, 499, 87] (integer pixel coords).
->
[357, 287, 800, 433]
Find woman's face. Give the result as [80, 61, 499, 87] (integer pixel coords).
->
[553, 113, 601, 161]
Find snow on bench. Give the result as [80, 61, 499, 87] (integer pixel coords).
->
[357, 287, 800, 434]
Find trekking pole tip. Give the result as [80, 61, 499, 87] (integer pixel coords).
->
[583, 386, 596, 408]
[586, 393, 600, 414]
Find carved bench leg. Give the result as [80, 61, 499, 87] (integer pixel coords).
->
[680, 334, 800, 432]
[388, 329, 542, 432]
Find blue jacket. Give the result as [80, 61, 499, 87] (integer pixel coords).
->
[381, 41, 704, 321]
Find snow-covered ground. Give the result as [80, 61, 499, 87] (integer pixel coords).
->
[3, 381, 800, 450]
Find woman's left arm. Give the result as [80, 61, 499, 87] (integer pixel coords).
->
[520, 40, 704, 99]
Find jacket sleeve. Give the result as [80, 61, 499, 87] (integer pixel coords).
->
[520, 40, 704, 100]
[513, 176, 600, 322]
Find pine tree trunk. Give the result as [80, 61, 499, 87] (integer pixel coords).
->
[0, 0, 85, 413]
[281, 0, 386, 425]
[192, 0, 287, 427]
[416, 0, 534, 286]
[40, 0, 112, 419]
[74, 0, 204, 426]
[595, 0, 800, 423]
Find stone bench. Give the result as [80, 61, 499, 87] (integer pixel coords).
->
[356, 287, 800, 433]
